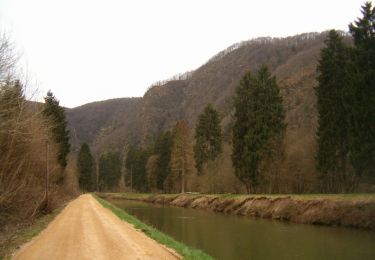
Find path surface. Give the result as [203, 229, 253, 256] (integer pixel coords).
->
[13, 194, 180, 260]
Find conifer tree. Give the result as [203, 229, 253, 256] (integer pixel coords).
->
[194, 104, 222, 173]
[125, 146, 150, 192]
[315, 30, 351, 191]
[232, 65, 285, 193]
[146, 155, 159, 191]
[151, 131, 173, 190]
[99, 151, 122, 190]
[43, 91, 70, 168]
[77, 143, 95, 192]
[170, 121, 194, 193]
[347, 2, 375, 177]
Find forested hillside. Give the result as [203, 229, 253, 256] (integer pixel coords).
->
[66, 98, 140, 151]
[67, 28, 374, 193]
[66, 32, 332, 190]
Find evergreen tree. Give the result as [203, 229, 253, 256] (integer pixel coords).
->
[232, 65, 285, 193]
[194, 104, 222, 173]
[315, 30, 351, 191]
[347, 2, 375, 177]
[146, 155, 159, 191]
[153, 131, 173, 190]
[125, 146, 150, 192]
[99, 151, 122, 190]
[170, 121, 195, 193]
[77, 143, 95, 192]
[43, 91, 70, 168]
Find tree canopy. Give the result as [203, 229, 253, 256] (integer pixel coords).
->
[77, 143, 95, 192]
[194, 104, 222, 173]
[232, 65, 285, 193]
[43, 91, 70, 168]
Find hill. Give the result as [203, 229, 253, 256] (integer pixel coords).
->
[67, 31, 350, 192]
[66, 98, 140, 151]
[68, 32, 333, 144]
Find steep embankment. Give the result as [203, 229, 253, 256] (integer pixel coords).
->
[99, 193, 375, 230]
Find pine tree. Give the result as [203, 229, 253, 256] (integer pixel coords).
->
[232, 65, 285, 193]
[315, 30, 351, 191]
[170, 121, 195, 193]
[77, 143, 95, 192]
[347, 2, 375, 178]
[43, 91, 70, 168]
[194, 104, 222, 173]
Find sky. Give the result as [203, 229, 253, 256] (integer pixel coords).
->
[0, 0, 369, 108]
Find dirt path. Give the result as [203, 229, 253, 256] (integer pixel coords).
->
[13, 194, 180, 260]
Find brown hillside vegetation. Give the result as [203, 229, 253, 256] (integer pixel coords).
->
[66, 98, 140, 151]
[67, 31, 358, 192]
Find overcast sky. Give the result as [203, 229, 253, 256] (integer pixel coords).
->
[0, 0, 369, 108]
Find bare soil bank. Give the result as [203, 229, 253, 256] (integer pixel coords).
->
[100, 193, 375, 230]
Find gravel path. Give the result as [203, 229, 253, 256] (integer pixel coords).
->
[13, 194, 180, 260]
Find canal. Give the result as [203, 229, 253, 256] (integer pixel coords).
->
[108, 198, 375, 260]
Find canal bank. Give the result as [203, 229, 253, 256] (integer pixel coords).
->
[106, 196, 375, 260]
[98, 193, 375, 230]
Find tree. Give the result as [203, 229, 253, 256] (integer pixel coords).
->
[153, 130, 173, 190]
[77, 143, 95, 192]
[232, 65, 285, 193]
[125, 146, 150, 192]
[170, 121, 195, 193]
[43, 91, 70, 168]
[315, 30, 351, 191]
[194, 104, 222, 173]
[146, 155, 159, 192]
[347, 2, 375, 178]
[99, 151, 122, 190]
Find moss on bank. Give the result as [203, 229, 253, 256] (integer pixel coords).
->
[94, 195, 213, 260]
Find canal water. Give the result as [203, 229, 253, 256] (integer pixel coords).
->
[108, 199, 375, 260]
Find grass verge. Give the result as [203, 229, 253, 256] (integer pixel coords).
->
[94, 195, 213, 260]
[0, 205, 65, 260]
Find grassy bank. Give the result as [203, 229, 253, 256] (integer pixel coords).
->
[100, 192, 375, 200]
[98, 192, 375, 230]
[94, 195, 213, 260]
[0, 206, 65, 260]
